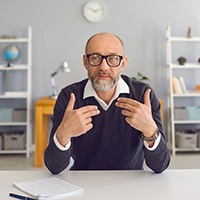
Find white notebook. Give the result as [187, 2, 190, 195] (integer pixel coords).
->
[13, 177, 83, 199]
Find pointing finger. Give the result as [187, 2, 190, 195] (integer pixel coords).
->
[144, 89, 151, 109]
[66, 93, 75, 111]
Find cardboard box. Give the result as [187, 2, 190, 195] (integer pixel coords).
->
[0, 134, 2, 150]
[186, 106, 200, 120]
[12, 109, 26, 122]
[3, 131, 26, 150]
[174, 107, 188, 120]
[176, 130, 197, 148]
[197, 131, 200, 148]
[0, 108, 13, 122]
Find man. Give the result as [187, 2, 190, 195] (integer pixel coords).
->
[44, 32, 170, 174]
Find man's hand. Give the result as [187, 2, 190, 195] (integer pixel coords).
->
[115, 89, 157, 137]
[56, 93, 100, 146]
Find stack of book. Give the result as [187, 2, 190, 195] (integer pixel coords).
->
[172, 76, 187, 94]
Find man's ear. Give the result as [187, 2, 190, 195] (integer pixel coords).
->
[83, 54, 89, 70]
[121, 56, 128, 70]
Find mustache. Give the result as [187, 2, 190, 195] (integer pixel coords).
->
[95, 70, 111, 77]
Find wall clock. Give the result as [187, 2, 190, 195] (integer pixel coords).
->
[83, 1, 106, 23]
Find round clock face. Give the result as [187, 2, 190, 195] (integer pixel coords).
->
[83, 1, 106, 23]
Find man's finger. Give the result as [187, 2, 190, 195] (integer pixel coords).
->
[66, 93, 75, 111]
[144, 89, 151, 108]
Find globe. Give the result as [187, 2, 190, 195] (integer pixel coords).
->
[3, 45, 21, 67]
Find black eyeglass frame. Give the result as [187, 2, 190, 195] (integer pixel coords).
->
[86, 53, 123, 67]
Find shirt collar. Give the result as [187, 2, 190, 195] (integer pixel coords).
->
[83, 76, 130, 110]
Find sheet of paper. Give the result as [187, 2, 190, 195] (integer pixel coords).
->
[13, 177, 83, 199]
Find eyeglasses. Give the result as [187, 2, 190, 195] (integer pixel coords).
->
[86, 53, 123, 67]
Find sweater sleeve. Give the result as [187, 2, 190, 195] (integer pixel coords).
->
[44, 89, 72, 174]
[143, 135, 170, 173]
[44, 138, 72, 174]
[142, 85, 170, 173]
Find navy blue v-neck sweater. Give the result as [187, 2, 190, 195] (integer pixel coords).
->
[44, 75, 170, 174]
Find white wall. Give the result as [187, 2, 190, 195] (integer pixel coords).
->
[1, 0, 200, 133]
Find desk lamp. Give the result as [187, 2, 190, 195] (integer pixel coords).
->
[50, 61, 70, 99]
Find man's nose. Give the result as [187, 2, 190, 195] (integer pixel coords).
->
[98, 58, 109, 70]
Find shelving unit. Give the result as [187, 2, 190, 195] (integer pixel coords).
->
[0, 27, 32, 157]
[166, 26, 200, 155]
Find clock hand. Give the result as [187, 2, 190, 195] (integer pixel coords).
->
[95, 8, 103, 12]
[88, 7, 97, 12]
[88, 7, 102, 13]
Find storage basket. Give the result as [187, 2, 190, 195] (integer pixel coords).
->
[3, 131, 26, 150]
[175, 130, 197, 148]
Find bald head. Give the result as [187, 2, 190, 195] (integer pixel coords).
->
[85, 32, 125, 55]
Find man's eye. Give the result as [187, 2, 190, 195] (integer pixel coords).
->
[109, 56, 118, 61]
[92, 56, 100, 60]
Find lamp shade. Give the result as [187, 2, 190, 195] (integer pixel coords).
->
[50, 61, 70, 98]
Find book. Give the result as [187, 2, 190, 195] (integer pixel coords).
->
[178, 76, 187, 93]
[172, 77, 182, 94]
[13, 177, 83, 200]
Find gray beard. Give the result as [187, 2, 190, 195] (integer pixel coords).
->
[88, 70, 120, 92]
[92, 79, 115, 92]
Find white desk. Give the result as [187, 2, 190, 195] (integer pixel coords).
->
[1, 169, 200, 200]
